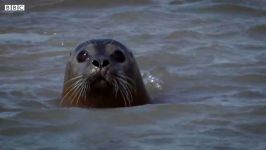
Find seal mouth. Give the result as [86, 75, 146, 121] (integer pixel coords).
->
[92, 74, 109, 88]
[95, 75, 105, 82]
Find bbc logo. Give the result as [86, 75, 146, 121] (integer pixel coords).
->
[5, 5, 25, 12]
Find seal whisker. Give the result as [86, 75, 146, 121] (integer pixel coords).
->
[64, 78, 83, 95]
[60, 79, 84, 106]
[119, 73, 135, 84]
[116, 77, 131, 107]
[82, 78, 89, 102]
[63, 77, 84, 95]
[85, 75, 95, 91]
[120, 87, 128, 107]
[82, 83, 87, 104]
[112, 73, 135, 106]
[115, 80, 119, 99]
[121, 80, 133, 104]
[116, 74, 134, 103]
[114, 78, 128, 107]
[119, 74, 136, 93]
[117, 74, 135, 92]
[64, 75, 83, 85]
[76, 79, 86, 105]
[79, 75, 95, 103]
[124, 82, 135, 104]
[111, 78, 119, 99]
[70, 80, 84, 105]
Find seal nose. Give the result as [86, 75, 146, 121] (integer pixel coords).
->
[92, 59, 109, 68]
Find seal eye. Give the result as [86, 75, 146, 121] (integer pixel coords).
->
[112, 50, 125, 63]
[77, 50, 89, 63]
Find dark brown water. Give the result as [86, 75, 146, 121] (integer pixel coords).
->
[1, 0, 266, 149]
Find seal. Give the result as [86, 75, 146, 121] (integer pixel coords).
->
[60, 39, 150, 108]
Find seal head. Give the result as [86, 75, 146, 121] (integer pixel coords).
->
[61, 39, 150, 108]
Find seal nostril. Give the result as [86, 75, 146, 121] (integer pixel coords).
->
[102, 60, 109, 68]
[92, 60, 100, 67]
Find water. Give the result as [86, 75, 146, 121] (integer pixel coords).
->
[1, 0, 266, 149]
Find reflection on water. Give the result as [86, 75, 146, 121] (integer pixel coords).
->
[1, 0, 266, 149]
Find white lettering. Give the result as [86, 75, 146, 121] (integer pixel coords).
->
[4, 5, 25, 12]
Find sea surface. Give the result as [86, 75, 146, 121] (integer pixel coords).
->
[1, 0, 266, 149]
